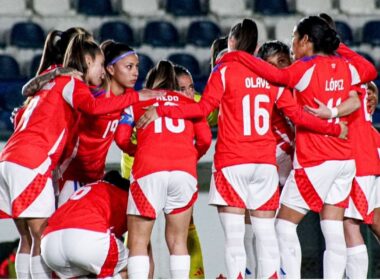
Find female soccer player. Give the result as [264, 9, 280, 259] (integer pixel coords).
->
[0, 34, 152, 279]
[218, 16, 377, 278]
[136, 18, 346, 278]
[115, 60, 212, 278]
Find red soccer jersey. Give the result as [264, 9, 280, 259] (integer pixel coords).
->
[157, 54, 341, 170]
[43, 181, 128, 238]
[220, 51, 374, 167]
[59, 89, 126, 184]
[0, 76, 139, 170]
[272, 106, 294, 155]
[115, 91, 212, 179]
[348, 85, 380, 176]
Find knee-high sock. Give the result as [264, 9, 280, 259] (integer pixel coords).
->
[187, 223, 205, 279]
[275, 219, 301, 279]
[15, 253, 31, 279]
[219, 212, 246, 279]
[244, 224, 256, 278]
[170, 255, 190, 279]
[251, 217, 280, 279]
[30, 255, 51, 279]
[346, 245, 368, 279]
[128, 256, 150, 279]
[320, 220, 347, 279]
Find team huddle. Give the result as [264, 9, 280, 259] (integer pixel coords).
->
[0, 12, 379, 279]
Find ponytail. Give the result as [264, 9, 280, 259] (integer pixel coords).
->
[36, 30, 63, 75]
[63, 33, 101, 76]
[229, 18, 258, 54]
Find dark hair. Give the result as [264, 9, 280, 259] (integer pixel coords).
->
[145, 60, 178, 90]
[63, 33, 102, 77]
[257, 40, 290, 61]
[318, 13, 336, 31]
[103, 170, 130, 191]
[37, 27, 92, 75]
[210, 36, 228, 69]
[174, 64, 191, 78]
[100, 40, 135, 67]
[229, 19, 258, 55]
[296, 16, 340, 55]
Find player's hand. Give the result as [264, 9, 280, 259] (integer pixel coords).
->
[304, 98, 333, 119]
[367, 92, 378, 115]
[138, 89, 166, 101]
[338, 121, 348, 139]
[10, 106, 21, 124]
[136, 106, 159, 129]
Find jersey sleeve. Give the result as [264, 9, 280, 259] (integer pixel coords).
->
[157, 68, 225, 119]
[114, 107, 135, 154]
[276, 88, 341, 136]
[220, 51, 308, 89]
[193, 118, 212, 159]
[62, 77, 139, 115]
[337, 43, 378, 84]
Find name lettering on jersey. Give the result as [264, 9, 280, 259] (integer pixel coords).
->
[156, 95, 179, 102]
[325, 78, 344, 91]
[245, 77, 270, 89]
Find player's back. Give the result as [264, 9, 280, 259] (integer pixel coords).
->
[212, 61, 280, 170]
[0, 76, 81, 169]
[131, 91, 199, 179]
[291, 55, 353, 167]
[44, 181, 128, 237]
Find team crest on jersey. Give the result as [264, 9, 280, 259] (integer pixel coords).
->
[331, 63, 336, 69]
[42, 81, 56, 90]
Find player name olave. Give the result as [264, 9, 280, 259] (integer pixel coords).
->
[245, 77, 270, 89]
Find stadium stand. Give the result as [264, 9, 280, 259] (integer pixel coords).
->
[0, 55, 21, 80]
[187, 20, 221, 48]
[121, 0, 165, 17]
[0, 0, 31, 16]
[335, 20, 354, 45]
[209, 0, 251, 17]
[168, 52, 201, 78]
[76, 0, 115, 16]
[338, 0, 380, 15]
[9, 22, 45, 49]
[166, 0, 203, 16]
[99, 21, 135, 46]
[362, 20, 380, 46]
[254, 0, 291, 15]
[33, 0, 75, 16]
[143, 20, 180, 47]
[295, 0, 334, 15]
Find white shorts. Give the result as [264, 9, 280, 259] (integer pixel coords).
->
[345, 176, 377, 224]
[208, 163, 279, 211]
[128, 171, 198, 219]
[281, 160, 355, 214]
[276, 145, 293, 187]
[58, 180, 85, 207]
[0, 160, 55, 218]
[41, 228, 127, 278]
[375, 176, 380, 208]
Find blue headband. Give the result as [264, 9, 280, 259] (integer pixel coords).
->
[107, 51, 136, 66]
